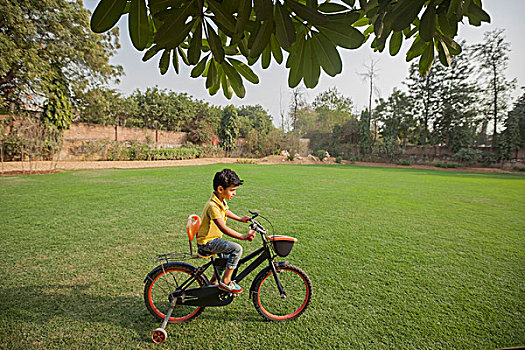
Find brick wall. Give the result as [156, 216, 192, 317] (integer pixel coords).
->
[64, 122, 187, 145]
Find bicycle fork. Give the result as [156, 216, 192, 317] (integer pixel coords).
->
[270, 262, 287, 299]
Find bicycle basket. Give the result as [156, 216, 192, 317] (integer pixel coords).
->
[268, 235, 298, 257]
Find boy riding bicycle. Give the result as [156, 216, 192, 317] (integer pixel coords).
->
[196, 169, 255, 293]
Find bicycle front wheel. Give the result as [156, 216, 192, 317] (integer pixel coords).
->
[144, 263, 207, 323]
[252, 264, 312, 321]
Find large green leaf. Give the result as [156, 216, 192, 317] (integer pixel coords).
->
[466, 1, 490, 26]
[418, 40, 434, 76]
[159, 48, 171, 74]
[287, 0, 329, 25]
[188, 19, 202, 65]
[249, 20, 273, 57]
[228, 58, 260, 84]
[419, 4, 436, 42]
[389, 30, 403, 56]
[317, 21, 365, 49]
[221, 70, 233, 99]
[270, 34, 283, 64]
[91, 0, 126, 33]
[303, 38, 320, 88]
[311, 32, 341, 77]
[436, 38, 451, 67]
[150, 0, 184, 15]
[405, 35, 425, 61]
[206, 58, 218, 89]
[274, 2, 296, 48]
[287, 37, 306, 88]
[437, 6, 456, 37]
[206, 22, 225, 63]
[233, 0, 252, 43]
[129, 0, 152, 50]
[191, 54, 209, 77]
[390, 0, 426, 32]
[222, 61, 245, 98]
[172, 48, 180, 73]
[261, 45, 271, 69]
[142, 44, 163, 61]
[177, 46, 190, 65]
[446, 0, 462, 21]
[154, 1, 194, 46]
[207, 0, 237, 33]
[254, 0, 273, 21]
[318, 3, 349, 13]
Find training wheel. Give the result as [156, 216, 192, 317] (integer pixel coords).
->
[151, 328, 167, 344]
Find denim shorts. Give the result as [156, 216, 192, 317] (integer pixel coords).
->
[198, 238, 243, 272]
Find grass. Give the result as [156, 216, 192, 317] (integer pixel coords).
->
[0, 164, 524, 349]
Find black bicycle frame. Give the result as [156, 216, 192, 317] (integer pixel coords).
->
[168, 239, 286, 307]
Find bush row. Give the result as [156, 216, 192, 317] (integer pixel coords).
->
[77, 141, 223, 161]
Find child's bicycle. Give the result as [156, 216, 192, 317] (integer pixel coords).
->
[143, 211, 312, 343]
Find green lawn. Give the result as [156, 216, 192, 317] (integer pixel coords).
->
[1, 164, 524, 349]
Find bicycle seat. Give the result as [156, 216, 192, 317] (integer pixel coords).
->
[187, 215, 201, 257]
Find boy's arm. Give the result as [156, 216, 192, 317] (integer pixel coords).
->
[213, 218, 254, 241]
[226, 210, 250, 223]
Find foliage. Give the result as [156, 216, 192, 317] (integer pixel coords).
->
[0, 0, 121, 111]
[0, 115, 62, 162]
[237, 105, 273, 137]
[472, 29, 517, 147]
[453, 147, 482, 164]
[358, 109, 372, 158]
[316, 149, 327, 160]
[41, 78, 73, 131]
[219, 105, 239, 152]
[499, 92, 525, 160]
[90, 0, 490, 99]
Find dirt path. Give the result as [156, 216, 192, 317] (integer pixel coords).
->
[0, 156, 521, 175]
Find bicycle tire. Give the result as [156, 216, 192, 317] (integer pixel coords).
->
[144, 262, 207, 323]
[252, 264, 312, 321]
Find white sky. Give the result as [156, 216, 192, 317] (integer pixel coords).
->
[84, 0, 525, 126]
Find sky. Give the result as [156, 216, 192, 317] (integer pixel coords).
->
[84, 0, 525, 126]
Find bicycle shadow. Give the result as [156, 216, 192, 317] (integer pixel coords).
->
[0, 283, 266, 337]
[0, 283, 153, 342]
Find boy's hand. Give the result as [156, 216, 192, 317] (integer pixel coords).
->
[240, 216, 251, 223]
[245, 229, 256, 241]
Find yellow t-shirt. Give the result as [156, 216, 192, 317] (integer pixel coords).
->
[196, 193, 229, 245]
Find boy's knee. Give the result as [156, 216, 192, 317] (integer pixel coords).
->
[232, 243, 242, 257]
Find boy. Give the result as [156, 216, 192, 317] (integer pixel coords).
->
[196, 169, 255, 293]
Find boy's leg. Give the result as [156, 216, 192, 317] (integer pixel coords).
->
[202, 239, 243, 289]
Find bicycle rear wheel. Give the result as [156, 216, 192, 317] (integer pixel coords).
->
[252, 264, 312, 321]
[144, 263, 207, 323]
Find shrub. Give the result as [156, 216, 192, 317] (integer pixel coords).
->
[287, 153, 295, 161]
[316, 149, 327, 160]
[454, 148, 482, 165]
[336, 156, 342, 164]
[397, 160, 411, 166]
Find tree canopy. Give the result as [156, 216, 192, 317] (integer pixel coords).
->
[0, 0, 122, 113]
[90, 0, 490, 99]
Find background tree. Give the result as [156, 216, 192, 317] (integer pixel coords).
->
[499, 91, 525, 160]
[90, 0, 490, 99]
[472, 29, 517, 147]
[431, 44, 480, 152]
[0, 0, 121, 112]
[288, 88, 307, 132]
[404, 61, 444, 145]
[219, 105, 239, 153]
[358, 59, 380, 143]
[375, 88, 414, 159]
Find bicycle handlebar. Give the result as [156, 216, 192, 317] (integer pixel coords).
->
[247, 210, 267, 234]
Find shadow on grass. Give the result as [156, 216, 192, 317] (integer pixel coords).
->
[0, 283, 266, 340]
[0, 283, 154, 343]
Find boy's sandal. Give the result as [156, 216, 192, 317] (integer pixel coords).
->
[218, 281, 243, 293]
